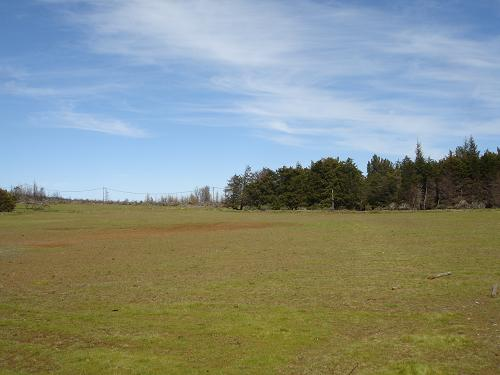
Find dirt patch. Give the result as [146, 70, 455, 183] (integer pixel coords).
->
[1, 344, 57, 374]
[89, 221, 292, 241]
[46, 226, 94, 231]
[28, 242, 68, 248]
[123, 221, 282, 235]
[5, 327, 113, 351]
[23, 222, 292, 248]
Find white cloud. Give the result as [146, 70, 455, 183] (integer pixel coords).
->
[48, 0, 500, 155]
[77, 0, 301, 67]
[2, 81, 60, 96]
[35, 110, 148, 138]
[0, 64, 28, 80]
[1, 79, 125, 98]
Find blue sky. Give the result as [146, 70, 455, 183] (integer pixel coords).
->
[1, 0, 500, 200]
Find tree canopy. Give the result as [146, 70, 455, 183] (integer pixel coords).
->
[0, 189, 16, 212]
[225, 138, 500, 210]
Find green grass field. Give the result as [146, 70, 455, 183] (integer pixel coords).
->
[0, 204, 499, 374]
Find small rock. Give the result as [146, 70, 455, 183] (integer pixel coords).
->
[491, 283, 498, 298]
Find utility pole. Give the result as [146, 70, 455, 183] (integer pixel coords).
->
[212, 186, 215, 205]
[103, 187, 106, 204]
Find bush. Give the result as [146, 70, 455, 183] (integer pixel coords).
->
[455, 200, 470, 209]
[398, 202, 411, 210]
[471, 201, 486, 209]
[0, 189, 16, 212]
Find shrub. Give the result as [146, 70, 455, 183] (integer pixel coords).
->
[398, 202, 411, 210]
[0, 189, 16, 212]
[455, 200, 470, 209]
[471, 201, 486, 209]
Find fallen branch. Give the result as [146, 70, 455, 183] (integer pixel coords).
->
[347, 363, 359, 375]
[427, 272, 452, 280]
[492, 283, 498, 298]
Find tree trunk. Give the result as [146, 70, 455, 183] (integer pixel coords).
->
[423, 183, 428, 210]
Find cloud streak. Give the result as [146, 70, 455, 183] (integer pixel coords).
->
[40, 0, 500, 153]
[35, 110, 148, 138]
[2, 81, 125, 98]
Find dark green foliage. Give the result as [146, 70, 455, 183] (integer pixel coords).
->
[436, 138, 498, 207]
[224, 166, 253, 210]
[365, 155, 398, 207]
[224, 174, 245, 209]
[245, 168, 280, 209]
[306, 158, 363, 209]
[397, 156, 417, 207]
[480, 149, 500, 207]
[276, 164, 308, 209]
[225, 137, 500, 210]
[0, 188, 16, 212]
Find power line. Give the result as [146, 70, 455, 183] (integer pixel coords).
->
[15, 184, 102, 193]
[7, 183, 225, 199]
[107, 188, 193, 196]
[50, 188, 102, 193]
[107, 187, 225, 196]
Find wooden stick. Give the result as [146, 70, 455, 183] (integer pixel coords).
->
[492, 284, 498, 298]
[427, 272, 452, 279]
[347, 363, 359, 375]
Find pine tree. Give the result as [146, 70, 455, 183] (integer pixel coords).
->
[365, 155, 398, 207]
[0, 189, 16, 212]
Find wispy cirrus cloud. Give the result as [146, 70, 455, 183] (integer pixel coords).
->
[0, 64, 28, 80]
[34, 110, 148, 138]
[38, 0, 500, 153]
[1, 80, 125, 98]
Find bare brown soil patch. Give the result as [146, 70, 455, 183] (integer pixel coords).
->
[21, 222, 291, 248]
[102, 221, 294, 240]
[86, 221, 292, 242]
[28, 242, 69, 248]
[1, 345, 56, 374]
[122, 221, 283, 235]
[5, 327, 113, 351]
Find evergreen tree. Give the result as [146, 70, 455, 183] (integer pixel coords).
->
[224, 138, 499, 210]
[365, 155, 398, 207]
[276, 164, 307, 209]
[479, 148, 500, 207]
[307, 157, 363, 209]
[224, 166, 253, 209]
[225, 174, 244, 209]
[0, 189, 16, 212]
[245, 168, 279, 209]
[397, 156, 418, 208]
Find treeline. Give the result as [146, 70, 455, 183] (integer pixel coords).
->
[3, 183, 224, 208]
[10, 183, 48, 204]
[224, 137, 500, 210]
[144, 186, 222, 206]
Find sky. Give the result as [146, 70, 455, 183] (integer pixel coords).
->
[1, 0, 500, 200]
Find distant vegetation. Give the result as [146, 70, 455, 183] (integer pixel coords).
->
[0, 188, 16, 212]
[225, 137, 500, 210]
[4, 137, 498, 211]
[6, 184, 224, 208]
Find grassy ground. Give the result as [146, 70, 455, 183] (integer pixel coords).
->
[0, 204, 499, 374]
